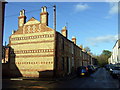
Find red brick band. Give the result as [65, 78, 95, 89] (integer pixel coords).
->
[11, 54, 54, 58]
[10, 40, 54, 45]
[10, 34, 54, 41]
[10, 49, 54, 54]
[15, 61, 53, 64]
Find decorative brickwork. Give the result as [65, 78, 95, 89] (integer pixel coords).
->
[10, 49, 54, 54]
[9, 8, 55, 77]
[10, 34, 54, 41]
[10, 40, 54, 45]
[11, 54, 54, 58]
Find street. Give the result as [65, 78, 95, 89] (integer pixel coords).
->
[2, 68, 119, 89]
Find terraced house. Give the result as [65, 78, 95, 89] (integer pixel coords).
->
[3, 6, 92, 78]
[108, 39, 120, 64]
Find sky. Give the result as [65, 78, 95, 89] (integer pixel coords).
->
[3, 2, 118, 55]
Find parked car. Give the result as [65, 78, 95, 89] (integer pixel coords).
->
[109, 65, 115, 73]
[87, 65, 96, 74]
[93, 65, 99, 70]
[105, 64, 114, 71]
[104, 64, 110, 70]
[111, 66, 120, 79]
[77, 66, 89, 77]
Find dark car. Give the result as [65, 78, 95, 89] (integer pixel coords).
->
[93, 65, 99, 70]
[105, 64, 114, 71]
[109, 65, 115, 73]
[77, 66, 89, 77]
[105, 64, 110, 70]
[87, 65, 96, 74]
[111, 66, 120, 78]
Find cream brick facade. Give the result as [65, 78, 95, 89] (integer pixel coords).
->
[9, 7, 55, 77]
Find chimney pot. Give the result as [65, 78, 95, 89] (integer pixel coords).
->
[12, 30, 16, 34]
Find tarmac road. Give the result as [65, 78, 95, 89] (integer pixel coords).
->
[2, 68, 119, 89]
[45, 68, 119, 88]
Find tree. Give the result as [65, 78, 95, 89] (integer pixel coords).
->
[84, 46, 91, 52]
[93, 50, 112, 67]
[101, 50, 111, 58]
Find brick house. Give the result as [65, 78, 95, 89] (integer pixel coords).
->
[4, 6, 92, 78]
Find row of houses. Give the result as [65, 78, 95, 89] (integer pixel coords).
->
[2, 6, 96, 78]
[108, 39, 120, 64]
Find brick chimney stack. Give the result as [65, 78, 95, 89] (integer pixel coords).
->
[61, 26, 67, 38]
[80, 45, 83, 49]
[87, 51, 91, 55]
[82, 48, 86, 52]
[72, 36, 76, 44]
[40, 6, 48, 26]
[18, 9, 26, 28]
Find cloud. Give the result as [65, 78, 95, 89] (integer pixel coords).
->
[104, 2, 118, 19]
[75, 3, 89, 12]
[86, 35, 118, 46]
[108, 2, 118, 15]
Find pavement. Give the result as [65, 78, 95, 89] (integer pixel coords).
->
[4, 72, 77, 81]
[2, 72, 77, 89]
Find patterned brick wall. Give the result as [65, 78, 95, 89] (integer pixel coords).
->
[9, 18, 55, 77]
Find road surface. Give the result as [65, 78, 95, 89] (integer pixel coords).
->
[2, 68, 119, 89]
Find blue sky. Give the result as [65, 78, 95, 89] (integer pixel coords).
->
[3, 2, 118, 55]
